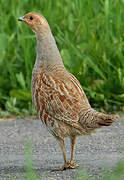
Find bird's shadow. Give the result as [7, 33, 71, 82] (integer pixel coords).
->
[0, 166, 51, 175]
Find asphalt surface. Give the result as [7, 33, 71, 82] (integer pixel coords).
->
[0, 117, 124, 180]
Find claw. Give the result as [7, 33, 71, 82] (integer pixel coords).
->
[69, 162, 79, 169]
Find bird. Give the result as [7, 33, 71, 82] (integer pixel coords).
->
[18, 12, 119, 170]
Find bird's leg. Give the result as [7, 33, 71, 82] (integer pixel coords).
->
[70, 136, 79, 168]
[55, 138, 70, 171]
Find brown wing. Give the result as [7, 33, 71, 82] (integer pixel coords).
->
[32, 70, 91, 126]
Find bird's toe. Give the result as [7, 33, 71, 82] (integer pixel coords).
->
[53, 162, 70, 171]
[69, 161, 79, 169]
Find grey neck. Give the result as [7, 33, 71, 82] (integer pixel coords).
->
[34, 27, 64, 70]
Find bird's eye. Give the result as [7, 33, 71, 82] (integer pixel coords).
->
[29, 16, 34, 20]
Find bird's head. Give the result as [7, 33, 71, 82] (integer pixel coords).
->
[18, 12, 49, 34]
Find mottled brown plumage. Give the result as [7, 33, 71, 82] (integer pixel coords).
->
[18, 12, 119, 170]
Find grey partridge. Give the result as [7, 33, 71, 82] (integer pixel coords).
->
[18, 12, 118, 170]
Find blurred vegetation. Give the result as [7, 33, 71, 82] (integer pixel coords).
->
[10, 143, 124, 179]
[75, 160, 124, 180]
[24, 143, 39, 180]
[0, 0, 124, 116]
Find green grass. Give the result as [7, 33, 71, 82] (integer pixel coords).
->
[24, 143, 39, 180]
[0, 0, 124, 115]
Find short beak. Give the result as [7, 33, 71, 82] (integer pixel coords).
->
[18, 16, 25, 22]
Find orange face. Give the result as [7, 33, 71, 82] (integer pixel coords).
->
[18, 12, 47, 33]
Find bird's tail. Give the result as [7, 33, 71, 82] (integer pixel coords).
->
[80, 108, 119, 128]
[95, 112, 119, 126]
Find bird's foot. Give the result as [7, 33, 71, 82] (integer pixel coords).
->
[53, 161, 79, 171]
